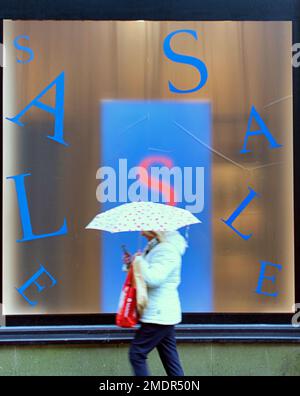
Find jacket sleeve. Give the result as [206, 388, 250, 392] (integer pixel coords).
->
[133, 243, 179, 288]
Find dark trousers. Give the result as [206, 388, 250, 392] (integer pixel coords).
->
[129, 322, 184, 376]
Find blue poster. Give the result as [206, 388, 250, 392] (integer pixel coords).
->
[100, 100, 212, 312]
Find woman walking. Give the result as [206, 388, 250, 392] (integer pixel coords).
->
[123, 230, 187, 376]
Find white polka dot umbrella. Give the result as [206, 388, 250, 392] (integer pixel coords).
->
[85, 201, 201, 233]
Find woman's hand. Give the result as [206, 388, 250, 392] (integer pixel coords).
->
[122, 252, 132, 266]
[123, 250, 142, 269]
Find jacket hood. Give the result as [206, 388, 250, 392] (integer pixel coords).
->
[156, 230, 187, 256]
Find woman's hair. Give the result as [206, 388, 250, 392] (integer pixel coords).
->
[144, 230, 185, 244]
[152, 231, 163, 242]
[143, 231, 161, 241]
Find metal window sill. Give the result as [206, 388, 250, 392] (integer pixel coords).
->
[0, 324, 299, 345]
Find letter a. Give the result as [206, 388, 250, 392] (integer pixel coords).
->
[240, 105, 282, 154]
[6, 71, 68, 146]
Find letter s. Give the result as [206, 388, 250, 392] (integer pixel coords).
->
[163, 29, 208, 94]
[14, 35, 34, 64]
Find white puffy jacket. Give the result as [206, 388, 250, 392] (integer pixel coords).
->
[134, 231, 187, 325]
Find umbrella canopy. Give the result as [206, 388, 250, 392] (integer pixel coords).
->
[85, 201, 201, 233]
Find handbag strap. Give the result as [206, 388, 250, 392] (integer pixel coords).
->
[127, 265, 134, 286]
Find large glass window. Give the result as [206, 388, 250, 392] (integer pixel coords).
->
[3, 20, 294, 316]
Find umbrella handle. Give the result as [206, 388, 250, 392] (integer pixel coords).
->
[121, 244, 129, 255]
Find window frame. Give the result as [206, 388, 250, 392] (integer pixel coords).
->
[1, 0, 300, 343]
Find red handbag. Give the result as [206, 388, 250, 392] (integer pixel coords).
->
[116, 265, 139, 328]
